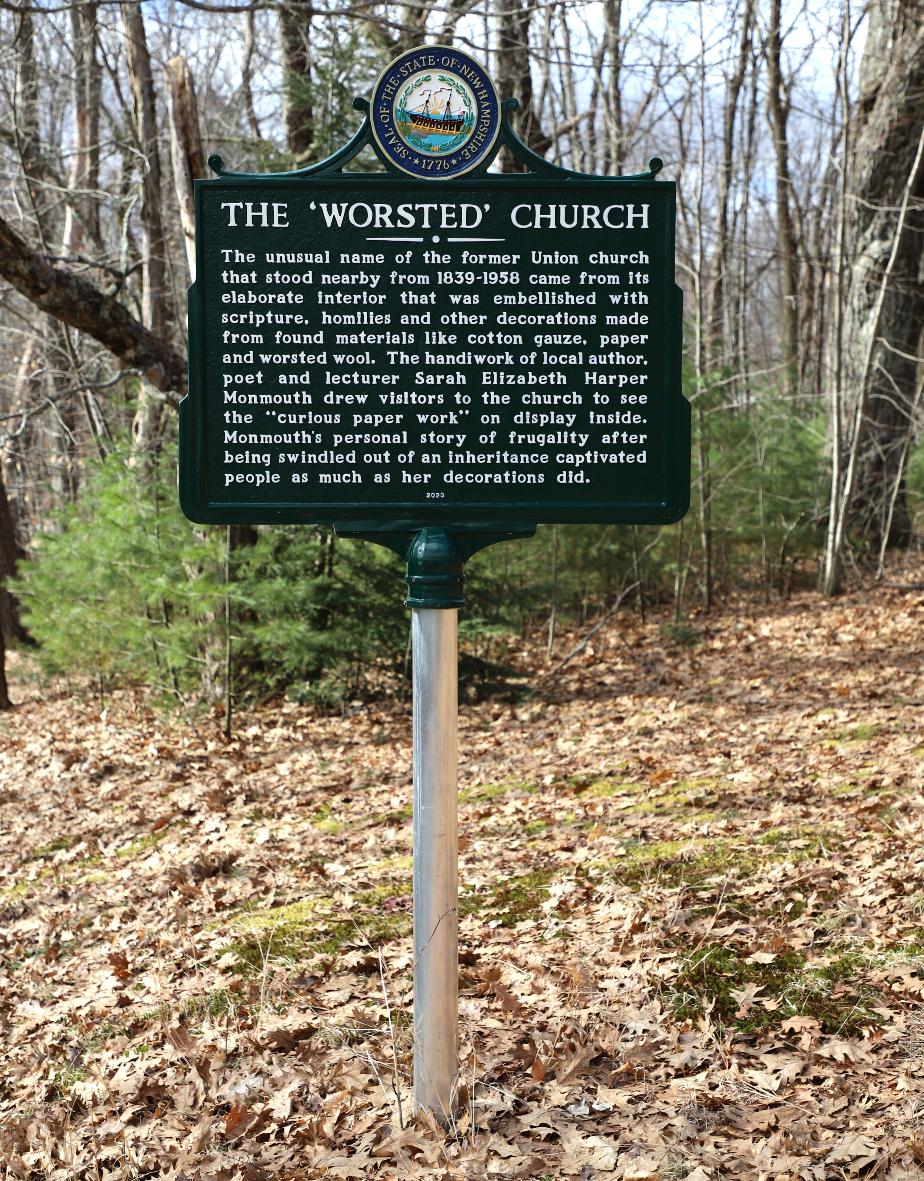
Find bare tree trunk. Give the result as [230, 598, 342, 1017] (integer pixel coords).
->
[820, 2, 854, 596]
[0, 460, 30, 707]
[59, 2, 109, 462]
[166, 56, 206, 282]
[0, 629, 8, 708]
[241, 10, 263, 141]
[557, 6, 588, 169]
[689, 13, 713, 609]
[280, 2, 314, 161]
[706, 0, 753, 369]
[734, 33, 761, 406]
[13, 4, 45, 228]
[825, 121, 924, 588]
[394, 0, 431, 54]
[12, 2, 76, 490]
[876, 367, 924, 579]
[766, 0, 800, 397]
[603, 0, 623, 173]
[121, 2, 171, 455]
[64, 1, 101, 255]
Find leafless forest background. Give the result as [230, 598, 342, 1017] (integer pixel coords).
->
[0, 0, 922, 710]
[3, 6, 924, 1178]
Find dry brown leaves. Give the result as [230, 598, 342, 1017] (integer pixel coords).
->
[1, 564, 924, 1179]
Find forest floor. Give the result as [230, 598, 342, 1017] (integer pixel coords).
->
[2, 565, 924, 1181]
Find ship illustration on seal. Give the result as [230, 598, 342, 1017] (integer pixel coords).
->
[370, 46, 501, 178]
[395, 73, 476, 153]
[405, 88, 466, 135]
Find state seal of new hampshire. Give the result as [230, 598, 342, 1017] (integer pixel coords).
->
[370, 45, 501, 179]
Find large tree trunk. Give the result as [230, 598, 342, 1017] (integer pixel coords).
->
[0, 469, 27, 641]
[0, 463, 30, 707]
[64, 1, 102, 255]
[822, 0, 924, 593]
[279, 2, 314, 161]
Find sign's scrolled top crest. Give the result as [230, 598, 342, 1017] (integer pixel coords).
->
[370, 45, 501, 180]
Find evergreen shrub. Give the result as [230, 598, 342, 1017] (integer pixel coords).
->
[14, 442, 407, 707]
[13, 386, 832, 712]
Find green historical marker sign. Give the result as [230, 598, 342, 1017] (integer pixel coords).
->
[178, 45, 690, 1122]
[179, 76, 688, 529]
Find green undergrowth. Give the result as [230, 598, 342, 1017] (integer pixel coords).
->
[665, 938, 919, 1036]
[313, 804, 345, 834]
[577, 778, 640, 799]
[52, 990, 257, 1096]
[758, 825, 838, 855]
[588, 838, 749, 888]
[115, 826, 176, 858]
[28, 835, 80, 860]
[831, 722, 886, 744]
[572, 776, 725, 819]
[138, 986, 247, 1030]
[51, 1024, 120, 1096]
[1, 853, 105, 901]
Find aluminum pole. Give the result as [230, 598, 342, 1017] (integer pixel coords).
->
[412, 606, 458, 1118]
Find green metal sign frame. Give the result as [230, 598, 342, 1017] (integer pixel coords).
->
[179, 96, 689, 567]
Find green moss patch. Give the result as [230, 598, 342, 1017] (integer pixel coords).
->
[224, 888, 412, 970]
[29, 835, 80, 860]
[833, 722, 885, 743]
[312, 804, 345, 834]
[2, 853, 105, 900]
[115, 826, 176, 858]
[578, 778, 640, 799]
[591, 838, 750, 889]
[666, 942, 885, 1036]
[588, 825, 841, 893]
[758, 826, 839, 856]
[460, 779, 535, 804]
[460, 869, 556, 927]
[621, 779, 723, 818]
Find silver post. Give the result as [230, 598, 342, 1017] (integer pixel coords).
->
[412, 606, 458, 1118]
